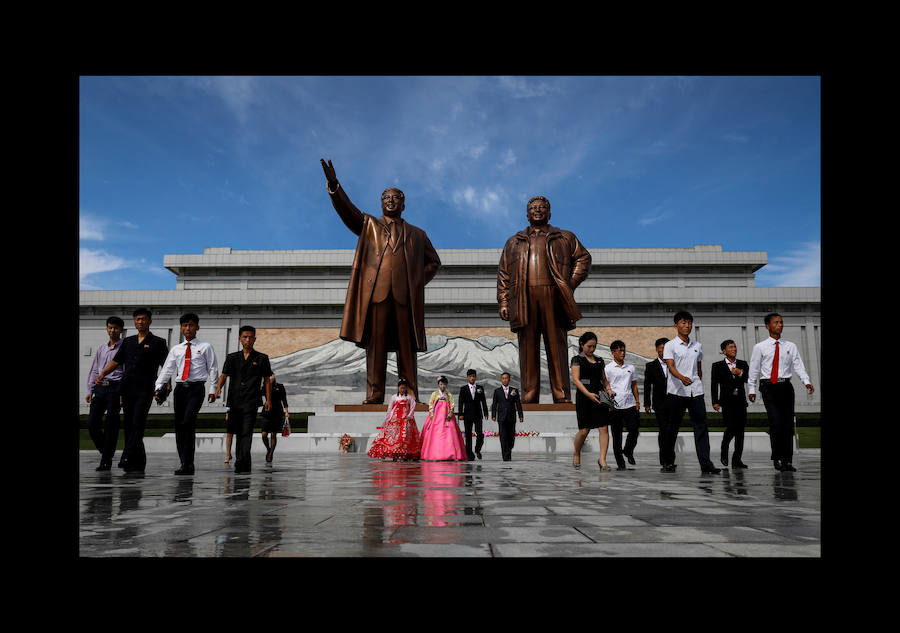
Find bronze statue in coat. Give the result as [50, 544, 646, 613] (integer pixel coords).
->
[321, 159, 441, 403]
[497, 196, 591, 403]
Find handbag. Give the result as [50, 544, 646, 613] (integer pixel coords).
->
[281, 418, 291, 437]
[594, 389, 617, 411]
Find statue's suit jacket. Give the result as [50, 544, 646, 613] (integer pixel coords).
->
[497, 224, 591, 332]
[328, 183, 440, 352]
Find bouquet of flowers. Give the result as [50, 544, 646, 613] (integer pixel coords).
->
[339, 433, 354, 453]
[515, 430, 540, 437]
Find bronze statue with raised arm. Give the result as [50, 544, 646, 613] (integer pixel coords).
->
[321, 158, 441, 404]
[497, 196, 592, 403]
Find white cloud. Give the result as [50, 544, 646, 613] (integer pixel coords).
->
[757, 241, 821, 287]
[80, 248, 128, 286]
[500, 148, 517, 169]
[724, 133, 749, 143]
[496, 76, 562, 99]
[80, 215, 106, 241]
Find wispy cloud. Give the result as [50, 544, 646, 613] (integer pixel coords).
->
[496, 76, 563, 99]
[757, 241, 820, 287]
[80, 215, 106, 241]
[723, 132, 749, 143]
[80, 248, 128, 288]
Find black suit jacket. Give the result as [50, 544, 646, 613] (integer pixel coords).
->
[710, 358, 749, 408]
[491, 386, 524, 424]
[458, 383, 489, 420]
[643, 358, 668, 411]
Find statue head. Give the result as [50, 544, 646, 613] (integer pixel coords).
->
[526, 196, 551, 226]
[381, 188, 405, 218]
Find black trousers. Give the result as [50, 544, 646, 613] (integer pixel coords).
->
[609, 406, 640, 468]
[462, 416, 484, 460]
[652, 404, 670, 466]
[662, 394, 714, 469]
[121, 388, 154, 471]
[720, 401, 748, 465]
[498, 418, 516, 461]
[230, 404, 258, 472]
[759, 381, 795, 463]
[88, 382, 121, 463]
[174, 382, 206, 469]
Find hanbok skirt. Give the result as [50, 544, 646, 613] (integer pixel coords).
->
[367, 404, 421, 460]
[419, 399, 467, 461]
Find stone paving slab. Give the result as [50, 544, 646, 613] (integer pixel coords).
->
[79, 449, 820, 557]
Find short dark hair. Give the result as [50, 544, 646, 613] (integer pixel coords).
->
[438, 376, 448, 384]
[132, 307, 152, 318]
[179, 312, 199, 325]
[106, 316, 124, 328]
[500, 372, 511, 379]
[466, 369, 477, 377]
[239, 325, 256, 335]
[673, 310, 693, 323]
[654, 337, 669, 347]
[578, 331, 597, 351]
[397, 378, 408, 386]
[610, 340, 626, 352]
[764, 312, 782, 325]
[720, 339, 736, 351]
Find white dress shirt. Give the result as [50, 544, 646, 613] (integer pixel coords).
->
[606, 361, 637, 409]
[663, 337, 704, 397]
[155, 338, 219, 394]
[658, 357, 668, 378]
[747, 336, 810, 396]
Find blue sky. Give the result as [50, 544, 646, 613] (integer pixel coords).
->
[79, 76, 820, 290]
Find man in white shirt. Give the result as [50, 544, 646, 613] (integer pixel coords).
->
[154, 313, 219, 475]
[606, 340, 641, 470]
[661, 311, 721, 474]
[747, 313, 814, 472]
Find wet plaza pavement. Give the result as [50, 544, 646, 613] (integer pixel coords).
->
[79, 450, 821, 557]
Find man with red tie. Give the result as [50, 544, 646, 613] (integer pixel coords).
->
[155, 313, 219, 475]
[747, 313, 814, 472]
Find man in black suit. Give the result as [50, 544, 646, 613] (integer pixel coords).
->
[643, 337, 670, 469]
[711, 339, 750, 468]
[491, 372, 525, 461]
[458, 369, 489, 461]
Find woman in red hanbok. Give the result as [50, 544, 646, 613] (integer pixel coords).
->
[367, 379, 421, 461]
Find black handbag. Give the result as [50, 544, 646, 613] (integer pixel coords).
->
[594, 389, 617, 410]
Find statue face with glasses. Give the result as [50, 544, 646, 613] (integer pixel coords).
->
[381, 188, 405, 218]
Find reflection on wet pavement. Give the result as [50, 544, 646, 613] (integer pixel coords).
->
[79, 451, 820, 557]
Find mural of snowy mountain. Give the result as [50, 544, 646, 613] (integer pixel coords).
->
[270, 334, 653, 406]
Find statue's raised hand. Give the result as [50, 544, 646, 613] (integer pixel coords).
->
[320, 158, 338, 188]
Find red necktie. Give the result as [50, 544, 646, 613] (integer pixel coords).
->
[181, 341, 192, 380]
[769, 340, 779, 384]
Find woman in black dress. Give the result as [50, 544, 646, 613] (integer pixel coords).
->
[571, 331, 616, 470]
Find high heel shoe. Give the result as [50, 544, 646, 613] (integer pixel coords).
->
[598, 459, 611, 472]
[573, 458, 581, 469]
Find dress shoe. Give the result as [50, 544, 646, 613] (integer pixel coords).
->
[660, 464, 676, 473]
[174, 466, 195, 475]
[624, 451, 635, 465]
[616, 466, 627, 471]
[720, 446, 729, 467]
[732, 461, 748, 469]
[234, 468, 251, 474]
[781, 462, 796, 472]
[701, 465, 722, 474]
[773, 459, 784, 471]
[95, 461, 112, 472]
[122, 463, 144, 473]
[475, 451, 482, 460]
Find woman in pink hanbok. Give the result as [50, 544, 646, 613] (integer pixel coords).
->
[419, 376, 467, 461]
[367, 379, 420, 461]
